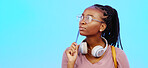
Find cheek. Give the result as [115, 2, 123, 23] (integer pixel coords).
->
[80, 24, 100, 36]
[87, 26, 99, 34]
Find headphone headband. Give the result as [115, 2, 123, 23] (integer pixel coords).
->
[79, 37, 108, 57]
[102, 37, 108, 52]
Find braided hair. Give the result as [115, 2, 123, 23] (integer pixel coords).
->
[93, 4, 123, 50]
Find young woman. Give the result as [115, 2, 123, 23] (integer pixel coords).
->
[62, 4, 129, 68]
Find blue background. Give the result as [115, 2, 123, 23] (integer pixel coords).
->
[0, 0, 148, 68]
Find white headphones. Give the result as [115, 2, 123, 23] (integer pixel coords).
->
[79, 37, 108, 57]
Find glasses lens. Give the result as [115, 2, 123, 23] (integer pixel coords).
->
[80, 16, 83, 21]
[77, 15, 83, 22]
[77, 15, 93, 24]
[85, 16, 92, 23]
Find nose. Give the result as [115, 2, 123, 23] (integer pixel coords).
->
[80, 22, 85, 25]
[79, 20, 86, 25]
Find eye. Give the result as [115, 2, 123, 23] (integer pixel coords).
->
[87, 16, 92, 23]
[80, 16, 83, 21]
[77, 15, 83, 21]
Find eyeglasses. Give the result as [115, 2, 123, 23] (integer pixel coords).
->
[77, 15, 104, 24]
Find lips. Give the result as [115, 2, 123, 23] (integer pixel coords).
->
[79, 26, 86, 31]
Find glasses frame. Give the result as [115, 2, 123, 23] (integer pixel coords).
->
[77, 15, 104, 24]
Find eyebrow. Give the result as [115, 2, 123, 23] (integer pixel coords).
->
[82, 14, 95, 17]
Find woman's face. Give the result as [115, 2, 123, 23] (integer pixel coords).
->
[79, 7, 106, 36]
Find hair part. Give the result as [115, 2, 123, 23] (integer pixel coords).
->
[93, 4, 123, 50]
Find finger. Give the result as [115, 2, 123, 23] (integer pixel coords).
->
[68, 42, 77, 55]
[73, 45, 79, 54]
[69, 46, 75, 52]
[73, 42, 78, 51]
[70, 49, 76, 56]
[73, 42, 78, 46]
[70, 42, 76, 51]
[72, 42, 78, 49]
[70, 47, 76, 56]
[76, 45, 79, 50]
[70, 47, 75, 54]
[71, 44, 76, 50]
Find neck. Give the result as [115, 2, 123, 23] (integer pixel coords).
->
[86, 33, 105, 48]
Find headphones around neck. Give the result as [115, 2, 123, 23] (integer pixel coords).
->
[79, 37, 108, 57]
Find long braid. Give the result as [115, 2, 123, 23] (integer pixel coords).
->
[93, 4, 123, 50]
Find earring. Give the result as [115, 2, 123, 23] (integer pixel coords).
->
[100, 29, 103, 32]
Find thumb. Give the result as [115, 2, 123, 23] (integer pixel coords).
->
[77, 45, 79, 49]
[76, 45, 79, 52]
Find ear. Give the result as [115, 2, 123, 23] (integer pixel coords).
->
[99, 23, 107, 32]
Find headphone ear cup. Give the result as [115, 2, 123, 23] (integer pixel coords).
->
[79, 42, 87, 54]
[91, 46, 104, 57]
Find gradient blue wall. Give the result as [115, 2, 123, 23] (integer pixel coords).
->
[0, 0, 148, 68]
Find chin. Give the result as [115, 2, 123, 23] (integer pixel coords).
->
[80, 32, 90, 36]
[80, 33, 86, 36]
[80, 32, 86, 36]
[80, 31, 98, 36]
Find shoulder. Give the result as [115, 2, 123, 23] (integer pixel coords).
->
[114, 46, 130, 68]
[108, 45, 124, 55]
[114, 47, 127, 60]
[114, 47, 124, 56]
